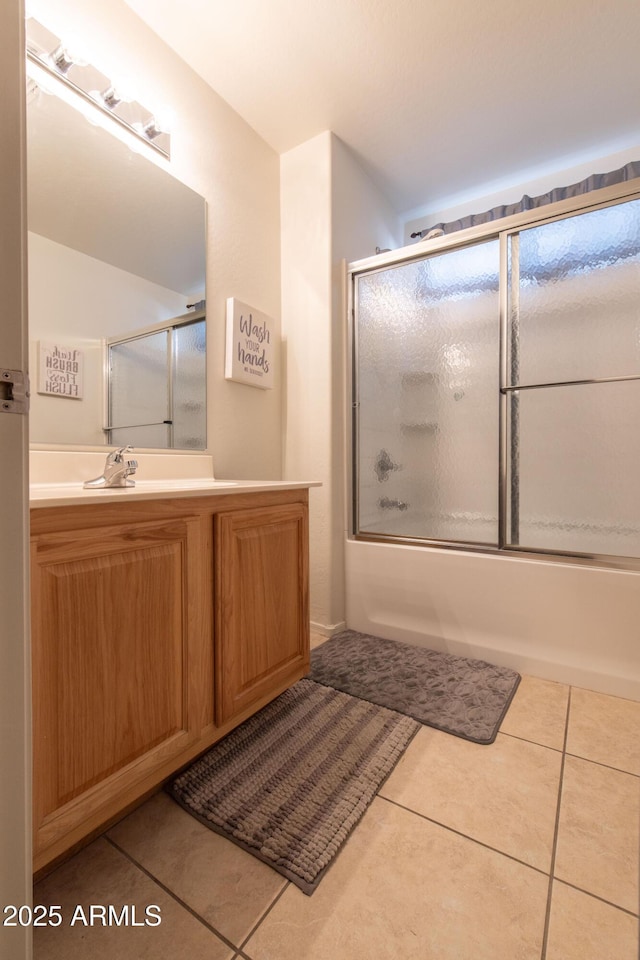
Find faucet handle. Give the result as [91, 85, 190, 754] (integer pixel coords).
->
[106, 445, 133, 465]
[84, 445, 137, 489]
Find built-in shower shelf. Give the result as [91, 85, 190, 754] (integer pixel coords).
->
[400, 421, 438, 434]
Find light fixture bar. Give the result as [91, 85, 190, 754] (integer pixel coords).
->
[25, 17, 171, 160]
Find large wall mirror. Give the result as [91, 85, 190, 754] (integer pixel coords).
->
[27, 79, 207, 449]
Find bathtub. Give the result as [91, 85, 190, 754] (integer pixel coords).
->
[345, 538, 640, 701]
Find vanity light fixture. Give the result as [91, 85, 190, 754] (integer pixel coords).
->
[25, 16, 171, 160]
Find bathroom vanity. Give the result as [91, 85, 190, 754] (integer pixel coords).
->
[30, 476, 316, 874]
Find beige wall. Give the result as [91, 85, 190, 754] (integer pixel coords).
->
[281, 131, 400, 631]
[28, 233, 188, 447]
[27, 0, 283, 480]
[281, 133, 334, 629]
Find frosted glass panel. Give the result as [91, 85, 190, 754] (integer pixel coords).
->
[510, 380, 640, 557]
[110, 424, 170, 448]
[109, 331, 169, 436]
[109, 320, 206, 450]
[512, 199, 640, 385]
[356, 240, 500, 543]
[173, 320, 206, 450]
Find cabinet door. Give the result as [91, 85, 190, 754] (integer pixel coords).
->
[31, 517, 204, 866]
[215, 503, 309, 724]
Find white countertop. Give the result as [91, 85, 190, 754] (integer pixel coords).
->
[30, 478, 321, 508]
[29, 451, 319, 507]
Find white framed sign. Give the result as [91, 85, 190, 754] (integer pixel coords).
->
[225, 297, 275, 389]
[37, 341, 84, 399]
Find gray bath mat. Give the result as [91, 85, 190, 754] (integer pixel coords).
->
[308, 630, 520, 744]
[168, 678, 419, 895]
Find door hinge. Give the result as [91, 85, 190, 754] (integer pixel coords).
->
[0, 369, 30, 414]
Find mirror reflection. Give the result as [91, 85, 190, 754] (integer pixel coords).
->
[27, 80, 207, 449]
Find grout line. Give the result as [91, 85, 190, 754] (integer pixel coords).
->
[378, 795, 550, 878]
[104, 835, 240, 954]
[552, 878, 640, 919]
[238, 880, 290, 953]
[236, 951, 258, 960]
[540, 686, 572, 960]
[499, 730, 564, 753]
[501, 729, 640, 780]
[562, 750, 640, 780]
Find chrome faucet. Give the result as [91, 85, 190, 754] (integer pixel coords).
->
[83, 446, 138, 489]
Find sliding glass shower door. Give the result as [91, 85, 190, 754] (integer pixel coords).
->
[352, 190, 640, 563]
[505, 198, 640, 558]
[109, 330, 171, 448]
[355, 239, 501, 545]
[108, 317, 206, 450]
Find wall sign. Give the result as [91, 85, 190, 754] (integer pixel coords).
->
[225, 297, 275, 389]
[37, 341, 84, 399]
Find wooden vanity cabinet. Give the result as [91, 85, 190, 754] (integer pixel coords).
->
[215, 503, 309, 724]
[30, 489, 310, 873]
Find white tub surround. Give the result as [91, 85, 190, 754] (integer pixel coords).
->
[346, 539, 640, 702]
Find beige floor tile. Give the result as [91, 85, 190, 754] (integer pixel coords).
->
[107, 791, 286, 945]
[500, 675, 569, 750]
[244, 797, 548, 960]
[33, 837, 232, 960]
[379, 726, 562, 870]
[566, 686, 640, 775]
[555, 755, 640, 913]
[309, 632, 328, 649]
[545, 880, 638, 960]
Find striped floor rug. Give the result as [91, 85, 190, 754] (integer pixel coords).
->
[168, 679, 419, 894]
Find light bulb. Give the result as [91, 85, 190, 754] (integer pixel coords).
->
[50, 42, 88, 73]
[142, 117, 161, 140]
[101, 86, 123, 109]
[50, 44, 74, 73]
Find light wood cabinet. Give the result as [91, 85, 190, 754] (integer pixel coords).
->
[215, 503, 309, 724]
[30, 489, 309, 874]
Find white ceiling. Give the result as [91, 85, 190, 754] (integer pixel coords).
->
[124, 0, 640, 217]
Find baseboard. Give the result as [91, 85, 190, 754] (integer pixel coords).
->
[310, 620, 346, 638]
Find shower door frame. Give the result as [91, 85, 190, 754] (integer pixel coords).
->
[348, 176, 640, 571]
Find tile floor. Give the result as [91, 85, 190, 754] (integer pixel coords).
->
[34, 635, 640, 959]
